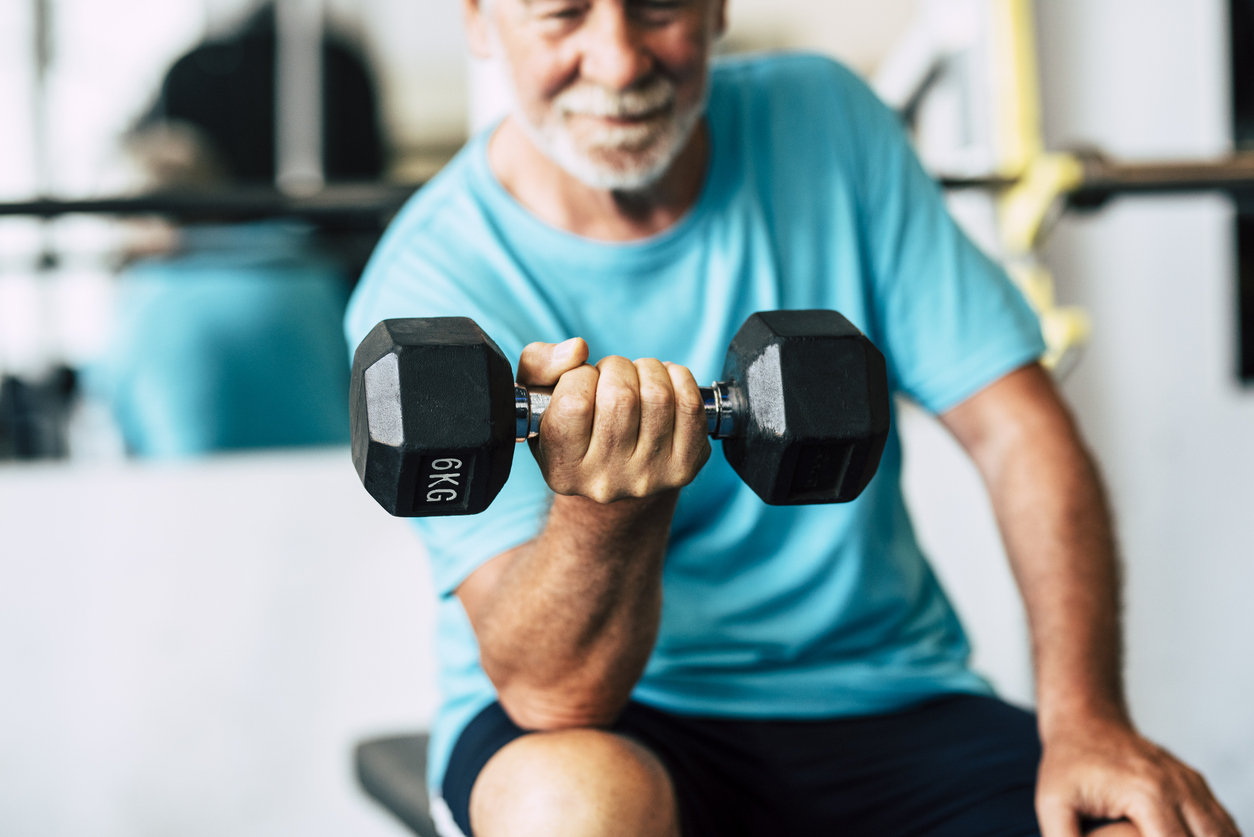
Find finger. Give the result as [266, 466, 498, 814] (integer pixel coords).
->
[634, 358, 676, 462]
[587, 355, 642, 471]
[664, 362, 712, 473]
[1180, 796, 1241, 837]
[1182, 771, 1242, 837]
[1164, 756, 1240, 837]
[538, 363, 600, 483]
[1127, 796, 1191, 837]
[1037, 795, 1083, 837]
[518, 338, 590, 387]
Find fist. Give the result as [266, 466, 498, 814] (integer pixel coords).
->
[518, 338, 712, 504]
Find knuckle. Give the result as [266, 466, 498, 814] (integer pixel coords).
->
[638, 378, 674, 409]
[519, 341, 547, 363]
[634, 356, 665, 373]
[596, 354, 634, 375]
[586, 481, 620, 505]
[668, 362, 696, 381]
[675, 389, 705, 416]
[597, 380, 639, 413]
[552, 390, 595, 421]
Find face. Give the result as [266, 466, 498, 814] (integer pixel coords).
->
[469, 0, 726, 191]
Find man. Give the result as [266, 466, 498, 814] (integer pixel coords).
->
[344, 1, 1241, 836]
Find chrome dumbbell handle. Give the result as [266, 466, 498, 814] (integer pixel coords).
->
[515, 382, 739, 443]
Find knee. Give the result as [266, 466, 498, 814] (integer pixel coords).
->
[469, 728, 680, 837]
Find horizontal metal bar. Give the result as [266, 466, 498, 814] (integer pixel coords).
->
[7, 153, 1254, 226]
[0, 183, 421, 228]
[940, 153, 1254, 203]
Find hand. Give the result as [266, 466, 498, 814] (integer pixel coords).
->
[518, 338, 711, 504]
[1037, 717, 1241, 837]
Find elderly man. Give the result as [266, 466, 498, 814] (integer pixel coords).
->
[344, 1, 1239, 836]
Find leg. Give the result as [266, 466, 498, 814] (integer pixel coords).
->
[469, 728, 681, 837]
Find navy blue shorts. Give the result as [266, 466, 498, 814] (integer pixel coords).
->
[443, 692, 1068, 837]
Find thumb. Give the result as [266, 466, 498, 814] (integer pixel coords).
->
[517, 338, 589, 387]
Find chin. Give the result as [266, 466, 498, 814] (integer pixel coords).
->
[562, 144, 676, 191]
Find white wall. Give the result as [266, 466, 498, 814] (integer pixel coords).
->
[1038, 0, 1254, 827]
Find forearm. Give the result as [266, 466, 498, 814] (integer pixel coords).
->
[988, 411, 1126, 734]
[947, 365, 1127, 735]
[464, 490, 678, 729]
[948, 366, 1242, 836]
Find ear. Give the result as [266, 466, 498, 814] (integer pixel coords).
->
[464, 0, 494, 60]
[711, 0, 728, 37]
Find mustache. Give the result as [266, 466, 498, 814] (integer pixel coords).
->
[554, 76, 677, 119]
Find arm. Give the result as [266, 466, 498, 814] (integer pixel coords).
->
[456, 339, 711, 731]
[941, 363, 1239, 837]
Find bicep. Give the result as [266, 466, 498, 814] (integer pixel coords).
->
[939, 362, 1081, 484]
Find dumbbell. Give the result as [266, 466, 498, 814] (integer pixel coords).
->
[350, 310, 890, 517]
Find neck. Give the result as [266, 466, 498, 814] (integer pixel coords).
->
[488, 116, 709, 242]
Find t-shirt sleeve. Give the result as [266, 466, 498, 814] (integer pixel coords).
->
[830, 63, 1046, 414]
[344, 210, 552, 597]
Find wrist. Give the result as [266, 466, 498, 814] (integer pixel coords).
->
[551, 488, 679, 519]
[1037, 696, 1132, 743]
[548, 489, 679, 546]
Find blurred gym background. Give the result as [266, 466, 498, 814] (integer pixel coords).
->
[0, 1, 1250, 835]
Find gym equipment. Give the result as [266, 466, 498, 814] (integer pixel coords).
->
[355, 734, 439, 837]
[350, 310, 891, 517]
[8, 152, 1254, 227]
[939, 151, 1254, 208]
[0, 183, 417, 230]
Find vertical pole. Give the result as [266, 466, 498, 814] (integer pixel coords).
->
[1232, 0, 1254, 383]
[32, 0, 52, 197]
[22, 0, 56, 380]
[990, 0, 1044, 178]
[275, 0, 324, 195]
[992, 0, 1090, 376]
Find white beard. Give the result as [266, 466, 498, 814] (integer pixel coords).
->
[509, 74, 708, 192]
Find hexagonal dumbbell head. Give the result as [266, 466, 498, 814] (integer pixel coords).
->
[350, 318, 517, 517]
[719, 310, 890, 505]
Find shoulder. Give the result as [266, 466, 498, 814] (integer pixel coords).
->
[707, 52, 905, 185]
[345, 142, 500, 346]
[705, 52, 907, 217]
[710, 51, 890, 125]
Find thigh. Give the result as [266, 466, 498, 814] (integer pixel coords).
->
[778, 694, 1044, 837]
[444, 695, 1050, 837]
[614, 702, 786, 837]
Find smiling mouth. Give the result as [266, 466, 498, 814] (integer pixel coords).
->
[567, 106, 672, 125]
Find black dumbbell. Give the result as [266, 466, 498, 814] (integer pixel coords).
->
[350, 310, 890, 517]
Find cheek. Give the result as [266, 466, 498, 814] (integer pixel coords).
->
[500, 35, 579, 109]
[650, 27, 711, 91]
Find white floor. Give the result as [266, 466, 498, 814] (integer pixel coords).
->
[0, 450, 437, 837]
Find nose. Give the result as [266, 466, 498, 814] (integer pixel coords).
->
[578, 4, 653, 91]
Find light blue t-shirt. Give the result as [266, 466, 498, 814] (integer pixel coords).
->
[345, 53, 1045, 795]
